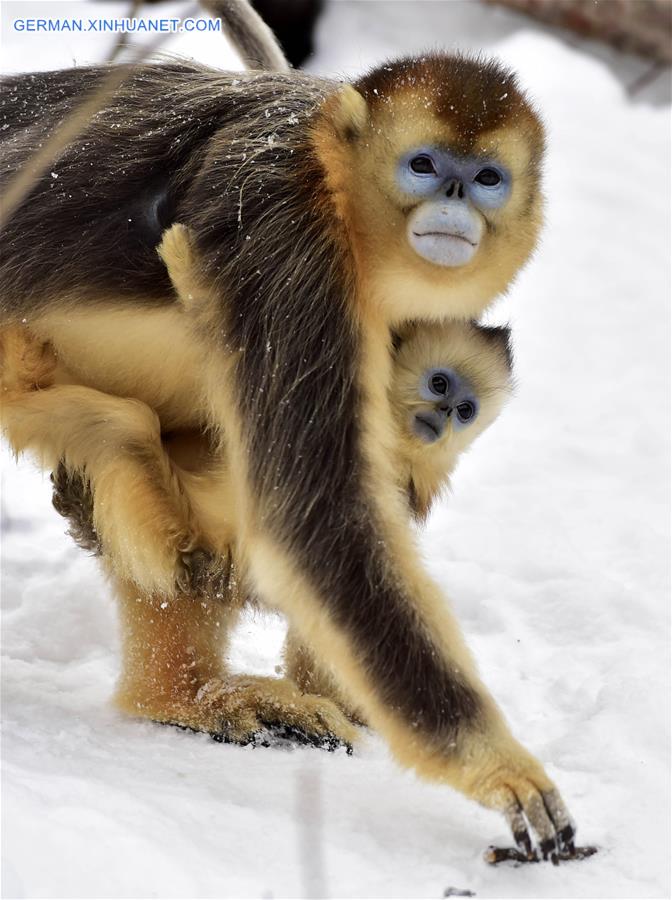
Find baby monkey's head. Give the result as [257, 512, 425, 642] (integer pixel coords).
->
[411, 363, 480, 445]
[391, 321, 513, 518]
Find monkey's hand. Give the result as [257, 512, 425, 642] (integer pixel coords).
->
[453, 725, 582, 864]
[51, 463, 100, 555]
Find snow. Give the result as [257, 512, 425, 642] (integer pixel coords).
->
[1, 1, 670, 898]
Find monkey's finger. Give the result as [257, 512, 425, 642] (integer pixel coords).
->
[542, 788, 576, 853]
[503, 798, 535, 859]
[517, 786, 559, 864]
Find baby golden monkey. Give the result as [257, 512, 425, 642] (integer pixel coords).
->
[392, 319, 513, 522]
[1, 41, 578, 858]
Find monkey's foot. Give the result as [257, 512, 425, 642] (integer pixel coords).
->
[144, 675, 358, 750]
[197, 675, 357, 751]
[485, 844, 598, 866]
[212, 721, 351, 753]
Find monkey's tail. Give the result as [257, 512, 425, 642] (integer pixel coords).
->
[202, 0, 290, 71]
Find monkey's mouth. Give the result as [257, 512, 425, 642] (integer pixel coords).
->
[412, 231, 476, 247]
[413, 412, 444, 444]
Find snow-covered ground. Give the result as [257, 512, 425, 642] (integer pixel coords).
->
[1, 1, 670, 898]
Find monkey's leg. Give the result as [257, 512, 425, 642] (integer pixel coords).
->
[47, 459, 357, 748]
[0, 383, 201, 595]
[114, 576, 357, 748]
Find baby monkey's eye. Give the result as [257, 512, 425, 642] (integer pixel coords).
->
[429, 373, 450, 395]
[410, 154, 437, 175]
[456, 401, 476, 423]
[474, 168, 501, 187]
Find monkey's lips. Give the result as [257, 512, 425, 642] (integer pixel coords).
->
[412, 412, 444, 444]
[410, 230, 478, 267]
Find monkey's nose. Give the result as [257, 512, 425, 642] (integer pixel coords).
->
[438, 402, 453, 416]
[446, 180, 464, 200]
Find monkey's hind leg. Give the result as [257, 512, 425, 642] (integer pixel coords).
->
[114, 576, 357, 750]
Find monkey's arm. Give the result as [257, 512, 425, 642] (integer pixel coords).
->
[219, 363, 572, 860]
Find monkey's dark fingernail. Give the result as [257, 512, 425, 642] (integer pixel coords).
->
[540, 838, 557, 861]
[514, 829, 533, 857]
[557, 824, 575, 852]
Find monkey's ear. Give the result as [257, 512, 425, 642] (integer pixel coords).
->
[478, 324, 514, 370]
[326, 85, 368, 142]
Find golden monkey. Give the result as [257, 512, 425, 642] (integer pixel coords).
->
[0, 36, 579, 858]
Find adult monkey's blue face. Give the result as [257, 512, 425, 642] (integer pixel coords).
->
[337, 54, 545, 321]
[397, 147, 511, 267]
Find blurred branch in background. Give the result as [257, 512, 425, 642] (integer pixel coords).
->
[127, 0, 323, 67]
[484, 0, 672, 63]
[106, 0, 144, 62]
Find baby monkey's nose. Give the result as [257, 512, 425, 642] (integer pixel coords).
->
[438, 402, 453, 416]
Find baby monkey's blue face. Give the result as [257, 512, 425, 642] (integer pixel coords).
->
[413, 367, 479, 444]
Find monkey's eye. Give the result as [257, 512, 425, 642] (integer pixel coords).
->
[456, 401, 476, 423]
[474, 168, 501, 187]
[429, 373, 449, 395]
[410, 154, 437, 175]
